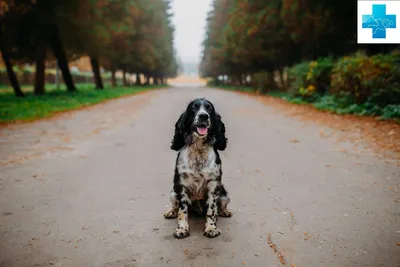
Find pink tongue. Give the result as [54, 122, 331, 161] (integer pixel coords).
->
[197, 127, 208, 135]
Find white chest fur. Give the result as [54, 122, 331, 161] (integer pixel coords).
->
[177, 143, 221, 200]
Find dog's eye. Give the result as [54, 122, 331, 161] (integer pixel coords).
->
[205, 103, 211, 110]
[192, 103, 199, 110]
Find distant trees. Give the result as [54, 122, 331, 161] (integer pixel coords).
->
[200, 0, 363, 83]
[0, 0, 178, 96]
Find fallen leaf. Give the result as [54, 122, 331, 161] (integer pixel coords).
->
[290, 139, 300, 143]
[304, 232, 312, 240]
[242, 262, 246, 265]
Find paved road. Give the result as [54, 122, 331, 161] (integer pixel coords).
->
[1, 87, 399, 267]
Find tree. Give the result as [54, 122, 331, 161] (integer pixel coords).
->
[201, 0, 360, 86]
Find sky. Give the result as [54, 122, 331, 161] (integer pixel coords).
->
[171, 0, 213, 63]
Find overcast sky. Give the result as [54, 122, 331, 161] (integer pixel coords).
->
[171, 0, 213, 63]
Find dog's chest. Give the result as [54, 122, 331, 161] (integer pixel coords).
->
[178, 146, 220, 200]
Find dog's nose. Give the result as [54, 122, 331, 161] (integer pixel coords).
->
[199, 113, 209, 121]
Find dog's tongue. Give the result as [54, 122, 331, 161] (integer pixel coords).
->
[197, 127, 208, 135]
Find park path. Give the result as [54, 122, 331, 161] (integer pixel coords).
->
[0, 86, 399, 267]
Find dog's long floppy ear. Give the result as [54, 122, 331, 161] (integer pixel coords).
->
[213, 112, 227, 151]
[170, 111, 187, 151]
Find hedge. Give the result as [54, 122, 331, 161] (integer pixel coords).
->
[283, 51, 400, 119]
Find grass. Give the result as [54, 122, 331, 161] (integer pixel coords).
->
[268, 92, 400, 122]
[0, 84, 164, 123]
[211, 84, 254, 93]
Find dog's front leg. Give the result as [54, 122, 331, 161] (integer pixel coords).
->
[173, 185, 190, 239]
[204, 181, 221, 238]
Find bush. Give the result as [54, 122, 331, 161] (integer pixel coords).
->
[206, 78, 217, 86]
[330, 52, 400, 107]
[251, 71, 276, 93]
[287, 61, 310, 95]
[287, 57, 334, 102]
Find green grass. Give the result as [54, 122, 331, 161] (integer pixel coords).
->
[212, 84, 254, 93]
[0, 84, 164, 123]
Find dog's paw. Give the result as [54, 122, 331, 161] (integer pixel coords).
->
[164, 209, 178, 219]
[173, 227, 190, 239]
[219, 209, 233, 218]
[204, 225, 221, 238]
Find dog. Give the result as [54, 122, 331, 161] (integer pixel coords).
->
[164, 98, 232, 239]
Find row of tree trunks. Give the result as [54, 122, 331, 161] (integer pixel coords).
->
[2, 17, 77, 97]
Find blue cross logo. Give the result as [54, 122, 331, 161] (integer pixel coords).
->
[362, 4, 396, 38]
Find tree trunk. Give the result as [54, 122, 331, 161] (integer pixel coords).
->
[122, 69, 128, 86]
[49, 26, 76, 92]
[135, 73, 142, 85]
[160, 76, 165, 85]
[0, 28, 24, 97]
[34, 43, 46, 95]
[111, 69, 116, 87]
[90, 57, 104, 89]
[278, 68, 286, 91]
[153, 76, 159, 85]
[145, 75, 150, 85]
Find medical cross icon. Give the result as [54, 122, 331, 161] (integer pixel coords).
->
[362, 4, 396, 38]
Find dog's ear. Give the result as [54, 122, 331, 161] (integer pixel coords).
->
[213, 112, 227, 151]
[170, 111, 187, 151]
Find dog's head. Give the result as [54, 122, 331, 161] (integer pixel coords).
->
[170, 98, 227, 151]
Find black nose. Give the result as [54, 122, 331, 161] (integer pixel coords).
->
[199, 113, 209, 121]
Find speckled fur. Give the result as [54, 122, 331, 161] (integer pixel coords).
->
[164, 98, 232, 239]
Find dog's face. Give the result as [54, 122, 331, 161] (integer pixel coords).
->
[187, 98, 214, 138]
[170, 98, 227, 151]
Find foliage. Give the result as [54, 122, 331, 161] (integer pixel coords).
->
[201, 0, 358, 81]
[0, 0, 178, 95]
[0, 84, 163, 122]
[251, 72, 276, 94]
[287, 57, 334, 102]
[330, 52, 400, 107]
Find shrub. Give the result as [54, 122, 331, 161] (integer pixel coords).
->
[251, 71, 276, 93]
[206, 78, 217, 86]
[287, 61, 310, 95]
[287, 57, 334, 102]
[330, 52, 400, 107]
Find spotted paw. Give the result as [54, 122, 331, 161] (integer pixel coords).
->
[219, 209, 233, 217]
[164, 209, 178, 219]
[204, 225, 221, 238]
[173, 227, 190, 239]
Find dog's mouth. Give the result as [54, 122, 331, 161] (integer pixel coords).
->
[196, 124, 209, 136]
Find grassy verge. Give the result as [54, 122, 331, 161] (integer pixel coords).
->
[0, 84, 164, 123]
[213, 85, 400, 122]
[268, 93, 400, 123]
[211, 84, 254, 93]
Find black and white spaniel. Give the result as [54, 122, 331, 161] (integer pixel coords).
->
[164, 98, 232, 239]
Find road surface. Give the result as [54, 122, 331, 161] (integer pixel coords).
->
[1, 86, 399, 267]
